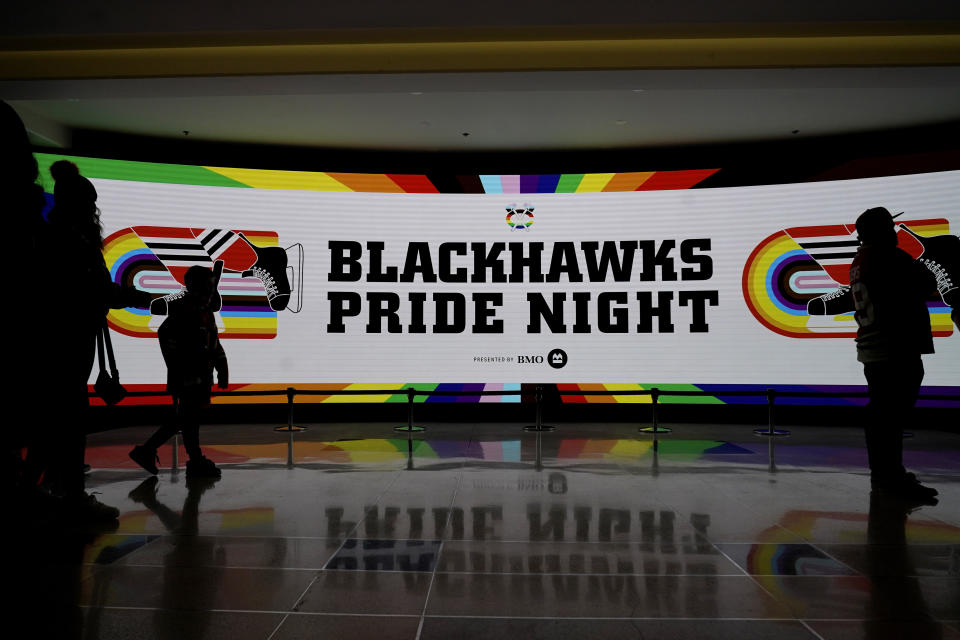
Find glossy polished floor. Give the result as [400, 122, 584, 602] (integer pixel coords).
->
[15, 420, 960, 639]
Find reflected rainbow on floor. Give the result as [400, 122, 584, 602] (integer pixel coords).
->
[84, 438, 754, 467]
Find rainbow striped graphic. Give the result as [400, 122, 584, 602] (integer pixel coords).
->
[557, 383, 722, 404]
[212, 383, 525, 404]
[35, 154, 717, 194]
[103, 227, 281, 339]
[742, 219, 954, 338]
[476, 170, 718, 194]
[87, 382, 959, 407]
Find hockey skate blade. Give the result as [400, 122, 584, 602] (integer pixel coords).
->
[285, 243, 304, 313]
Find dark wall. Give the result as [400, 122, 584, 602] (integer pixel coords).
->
[6, 1, 960, 38]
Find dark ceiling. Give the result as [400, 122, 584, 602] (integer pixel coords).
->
[2, 1, 959, 166]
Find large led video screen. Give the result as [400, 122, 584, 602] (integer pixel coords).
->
[36, 154, 958, 406]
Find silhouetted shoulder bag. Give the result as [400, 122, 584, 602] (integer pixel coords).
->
[95, 319, 127, 405]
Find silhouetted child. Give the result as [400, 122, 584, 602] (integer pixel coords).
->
[130, 263, 228, 478]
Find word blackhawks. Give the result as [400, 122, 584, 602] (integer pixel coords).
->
[326, 240, 719, 334]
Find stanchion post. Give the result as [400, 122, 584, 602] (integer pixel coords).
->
[536, 385, 541, 429]
[274, 387, 306, 432]
[653, 388, 659, 431]
[753, 388, 790, 436]
[286, 429, 295, 467]
[171, 432, 180, 474]
[394, 387, 425, 432]
[524, 384, 556, 432]
[639, 387, 672, 434]
[768, 435, 778, 474]
[170, 395, 180, 474]
[534, 430, 544, 471]
[288, 387, 294, 429]
[651, 438, 660, 477]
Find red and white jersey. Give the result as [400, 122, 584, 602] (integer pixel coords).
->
[849, 244, 935, 363]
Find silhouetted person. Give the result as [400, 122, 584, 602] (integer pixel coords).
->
[2, 102, 48, 503]
[45, 160, 150, 520]
[850, 207, 938, 503]
[130, 264, 228, 478]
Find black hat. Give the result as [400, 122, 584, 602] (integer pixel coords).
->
[855, 207, 898, 244]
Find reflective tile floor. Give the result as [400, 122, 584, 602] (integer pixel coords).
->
[13, 421, 960, 639]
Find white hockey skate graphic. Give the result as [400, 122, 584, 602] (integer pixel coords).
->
[237, 233, 304, 313]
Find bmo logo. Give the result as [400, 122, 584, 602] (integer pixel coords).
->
[516, 349, 568, 368]
[547, 349, 568, 369]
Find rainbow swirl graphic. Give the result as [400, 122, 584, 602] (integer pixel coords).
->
[743, 219, 954, 338]
[103, 227, 281, 339]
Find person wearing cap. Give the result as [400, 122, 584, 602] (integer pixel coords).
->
[849, 206, 939, 503]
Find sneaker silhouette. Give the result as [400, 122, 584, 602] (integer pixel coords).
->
[871, 483, 939, 507]
[186, 456, 221, 479]
[870, 471, 940, 498]
[807, 285, 854, 316]
[899, 225, 959, 308]
[150, 287, 186, 316]
[129, 445, 160, 475]
[149, 260, 224, 316]
[238, 233, 302, 312]
[872, 471, 939, 504]
[63, 492, 120, 522]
